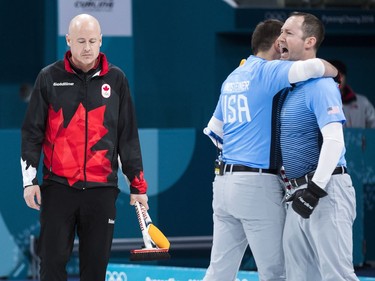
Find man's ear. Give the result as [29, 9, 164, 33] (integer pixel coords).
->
[274, 40, 281, 54]
[305, 36, 317, 50]
[66, 35, 70, 47]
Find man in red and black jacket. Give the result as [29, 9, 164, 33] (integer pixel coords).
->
[21, 13, 148, 281]
[329, 59, 375, 128]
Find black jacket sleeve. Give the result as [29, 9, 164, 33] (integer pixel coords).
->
[21, 70, 49, 187]
[117, 73, 147, 194]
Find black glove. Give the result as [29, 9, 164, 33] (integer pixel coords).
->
[290, 181, 328, 219]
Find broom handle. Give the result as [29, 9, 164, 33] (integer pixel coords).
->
[140, 203, 152, 226]
[135, 201, 153, 249]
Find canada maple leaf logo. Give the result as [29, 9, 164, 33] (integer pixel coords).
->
[44, 103, 111, 186]
[102, 84, 111, 98]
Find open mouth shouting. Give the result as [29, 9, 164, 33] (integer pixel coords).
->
[280, 45, 289, 60]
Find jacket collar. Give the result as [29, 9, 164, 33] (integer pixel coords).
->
[64, 51, 109, 76]
[341, 84, 357, 104]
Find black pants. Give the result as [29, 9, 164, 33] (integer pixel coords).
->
[37, 181, 119, 281]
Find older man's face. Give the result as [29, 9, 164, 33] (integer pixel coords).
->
[66, 17, 102, 72]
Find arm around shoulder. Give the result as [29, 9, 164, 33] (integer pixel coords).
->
[288, 58, 338, 84]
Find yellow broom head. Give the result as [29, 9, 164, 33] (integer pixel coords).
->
[148, 224, 170, 249]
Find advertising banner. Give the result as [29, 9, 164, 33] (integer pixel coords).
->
[58, 0, 132, 36]
[106, 264, 259, 281]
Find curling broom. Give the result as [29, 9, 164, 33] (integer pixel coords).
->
[130, 201, 170, 261]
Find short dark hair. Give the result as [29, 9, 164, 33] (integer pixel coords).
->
[328, 59, 347, 75]
[289, 12, 325, 50]
[251, 19, 283, 55]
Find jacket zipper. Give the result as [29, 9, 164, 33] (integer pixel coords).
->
[49, 144, 55, 173]
[83, 74, 88, 189]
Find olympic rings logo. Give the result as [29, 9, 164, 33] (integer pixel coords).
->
[106, 270, 127, 281]
[264, 11, 288, 22]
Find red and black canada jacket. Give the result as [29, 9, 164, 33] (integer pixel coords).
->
[21, 51, 147, 194]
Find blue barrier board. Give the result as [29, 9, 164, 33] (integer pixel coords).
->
[106, 263, 257, 281]
[106, 263, 375, 281]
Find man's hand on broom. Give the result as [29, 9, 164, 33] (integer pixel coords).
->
[130, 194, 149, 210]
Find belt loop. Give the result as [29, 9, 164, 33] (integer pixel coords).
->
[259, 168, 263, 175]
[305, 174, 309, 184]
[229, 164, 233, 174]
[341, 166, 345, 174]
